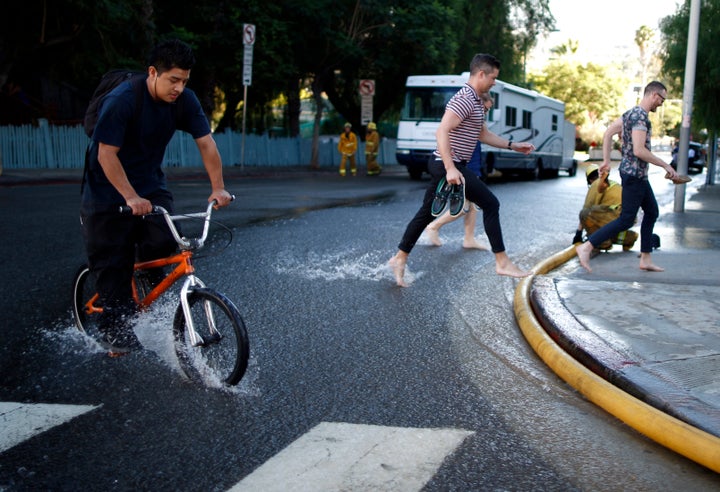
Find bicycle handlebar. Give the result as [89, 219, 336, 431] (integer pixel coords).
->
[119, 195, 234, 251]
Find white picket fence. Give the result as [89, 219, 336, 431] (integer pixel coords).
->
[0, 119, 398, 170]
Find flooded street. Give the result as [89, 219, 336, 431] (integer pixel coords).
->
[1, 163, 717, 489]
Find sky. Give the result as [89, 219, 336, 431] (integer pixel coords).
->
[528, 0, 684, 69]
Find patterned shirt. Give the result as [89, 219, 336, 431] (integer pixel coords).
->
[433, 84, 485, 162]
[619, 105, 652, 180]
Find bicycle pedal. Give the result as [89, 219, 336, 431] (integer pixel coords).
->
[107, 349, 132, 358]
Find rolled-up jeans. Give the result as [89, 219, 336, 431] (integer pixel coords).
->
[587, 174, 658, 253]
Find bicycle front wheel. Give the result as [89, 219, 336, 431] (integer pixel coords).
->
[173, 288, 249, 386]
[72, 264, 101, 337]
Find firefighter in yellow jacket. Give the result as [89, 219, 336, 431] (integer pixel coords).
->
[365, 122, 381, 176]
[338, 122, 357, 176]
[573, 164, 638, 250]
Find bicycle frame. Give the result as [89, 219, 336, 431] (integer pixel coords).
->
[82, 201, 222, 348]
[132, 251, 204, 309]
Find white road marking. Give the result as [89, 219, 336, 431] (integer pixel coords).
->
[229, 422, 474, 492]
[0, 402, 99, 453]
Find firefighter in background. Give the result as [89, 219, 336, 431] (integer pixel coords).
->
[338, 122, 358, 176]
[573, 163, 638, 251]
[365, 122, 381, 176]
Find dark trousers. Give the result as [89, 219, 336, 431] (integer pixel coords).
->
[81, 191, 176, 332]
[588, 174, 658, 253]
[398, 158, 505, 254]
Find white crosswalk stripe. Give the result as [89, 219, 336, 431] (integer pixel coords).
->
[229, 422, 474, 492]
[0, 402, 99, 453]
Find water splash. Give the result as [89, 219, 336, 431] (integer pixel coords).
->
[274, 249, 422, 284]
[45, 300, 259, 395]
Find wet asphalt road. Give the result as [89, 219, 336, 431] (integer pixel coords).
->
[1, 163, 718, 490]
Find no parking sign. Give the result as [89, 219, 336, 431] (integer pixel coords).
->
[359, 79, 375, 125]
[359, 79, 375, 96]
[243, 24, 255, 85]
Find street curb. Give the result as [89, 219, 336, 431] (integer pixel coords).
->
[513, 246, 720, 473]
[530, 276, 720, 437]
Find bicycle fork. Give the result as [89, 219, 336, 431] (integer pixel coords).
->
[179, 275, 221, 347]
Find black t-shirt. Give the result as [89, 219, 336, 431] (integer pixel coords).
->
[81, 79, 210, 213]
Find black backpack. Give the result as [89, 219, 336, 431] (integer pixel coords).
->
[83, 69, 146, 138]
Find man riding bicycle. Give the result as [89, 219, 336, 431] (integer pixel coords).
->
[80, 39, 232, 353]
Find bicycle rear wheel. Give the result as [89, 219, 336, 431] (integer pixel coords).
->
[173, 288, 249, 386]
[72, 264, 101, 337]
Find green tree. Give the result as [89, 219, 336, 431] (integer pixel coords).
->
[530, 60, 628, 144]
[1, 0, 554, 135]
[550, 39, 579, 58]
[660, 0, 720, 138]
[1, 0, 154, 121]
[453, 0, 554, 86]
[634, 25, 655, 88]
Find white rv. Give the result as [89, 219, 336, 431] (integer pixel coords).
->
[395, 73, 576, 180]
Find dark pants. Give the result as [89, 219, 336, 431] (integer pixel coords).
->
[81, 191, 176, 333]
[588, 174, 658, 253]
[398, 158, 505, 254]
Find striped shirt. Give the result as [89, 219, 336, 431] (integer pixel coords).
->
[433, 84, 485, 162]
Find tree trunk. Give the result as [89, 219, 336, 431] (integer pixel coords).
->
[286, 77, 301, 137]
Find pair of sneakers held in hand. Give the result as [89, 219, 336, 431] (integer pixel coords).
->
[431, 177, 473, 218]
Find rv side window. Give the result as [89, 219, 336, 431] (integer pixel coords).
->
[401, 87, 457, 122]
[487, 91, 499, 122]
[552, 114, 558, 131]
[506, 106, 517, 127]
[522, 110, 532, 130]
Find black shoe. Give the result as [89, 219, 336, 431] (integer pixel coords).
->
[431, 178, 453, 217]
[448, 183, 465, 217]
[652, 233, 661, 250]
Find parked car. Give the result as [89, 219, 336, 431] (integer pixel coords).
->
[671, 142, 706, 172]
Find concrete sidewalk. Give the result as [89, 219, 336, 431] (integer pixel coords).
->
[525, 173, 720, 470]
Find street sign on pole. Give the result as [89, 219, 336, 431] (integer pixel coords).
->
[359, 80, 375, 125]
[243, 23, 256, 86]
[241, 23, 256, 169]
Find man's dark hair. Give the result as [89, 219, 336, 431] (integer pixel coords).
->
[147, 39, 196, 73]
[644, 80, 666, 96]
[470, 54, 501, 75]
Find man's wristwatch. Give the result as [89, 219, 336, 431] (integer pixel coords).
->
[507, 141, 512, 150]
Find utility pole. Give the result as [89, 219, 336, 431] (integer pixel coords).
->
[675, 0, 701, 213]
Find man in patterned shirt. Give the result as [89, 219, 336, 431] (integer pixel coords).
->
[576, 81, 679, 273]
[389, 53, 535, 287]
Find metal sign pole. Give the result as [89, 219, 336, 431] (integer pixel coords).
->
[675, 0, 700, 213]
[241, 84, 248, 171]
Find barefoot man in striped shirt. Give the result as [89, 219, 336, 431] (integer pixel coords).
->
[389, 53, 535, 287]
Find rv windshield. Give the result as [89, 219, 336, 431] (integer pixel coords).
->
[401, 87, 458, 122]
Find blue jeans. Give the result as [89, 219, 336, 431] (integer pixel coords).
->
[398, 158, 505, 254]
[587, 174, 658, 253]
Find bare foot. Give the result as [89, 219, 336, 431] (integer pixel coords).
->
[496, 261, 531, 278]
[425, 227, 442, 246]
[575, 242, 593, 273]
[639, 253, 664, 272]
[463, 237, 489, 250]
[640, 263, 665, 272]
[388, 255, 409, 287]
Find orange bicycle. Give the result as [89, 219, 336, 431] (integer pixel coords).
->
[72, 200, 249, 386]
